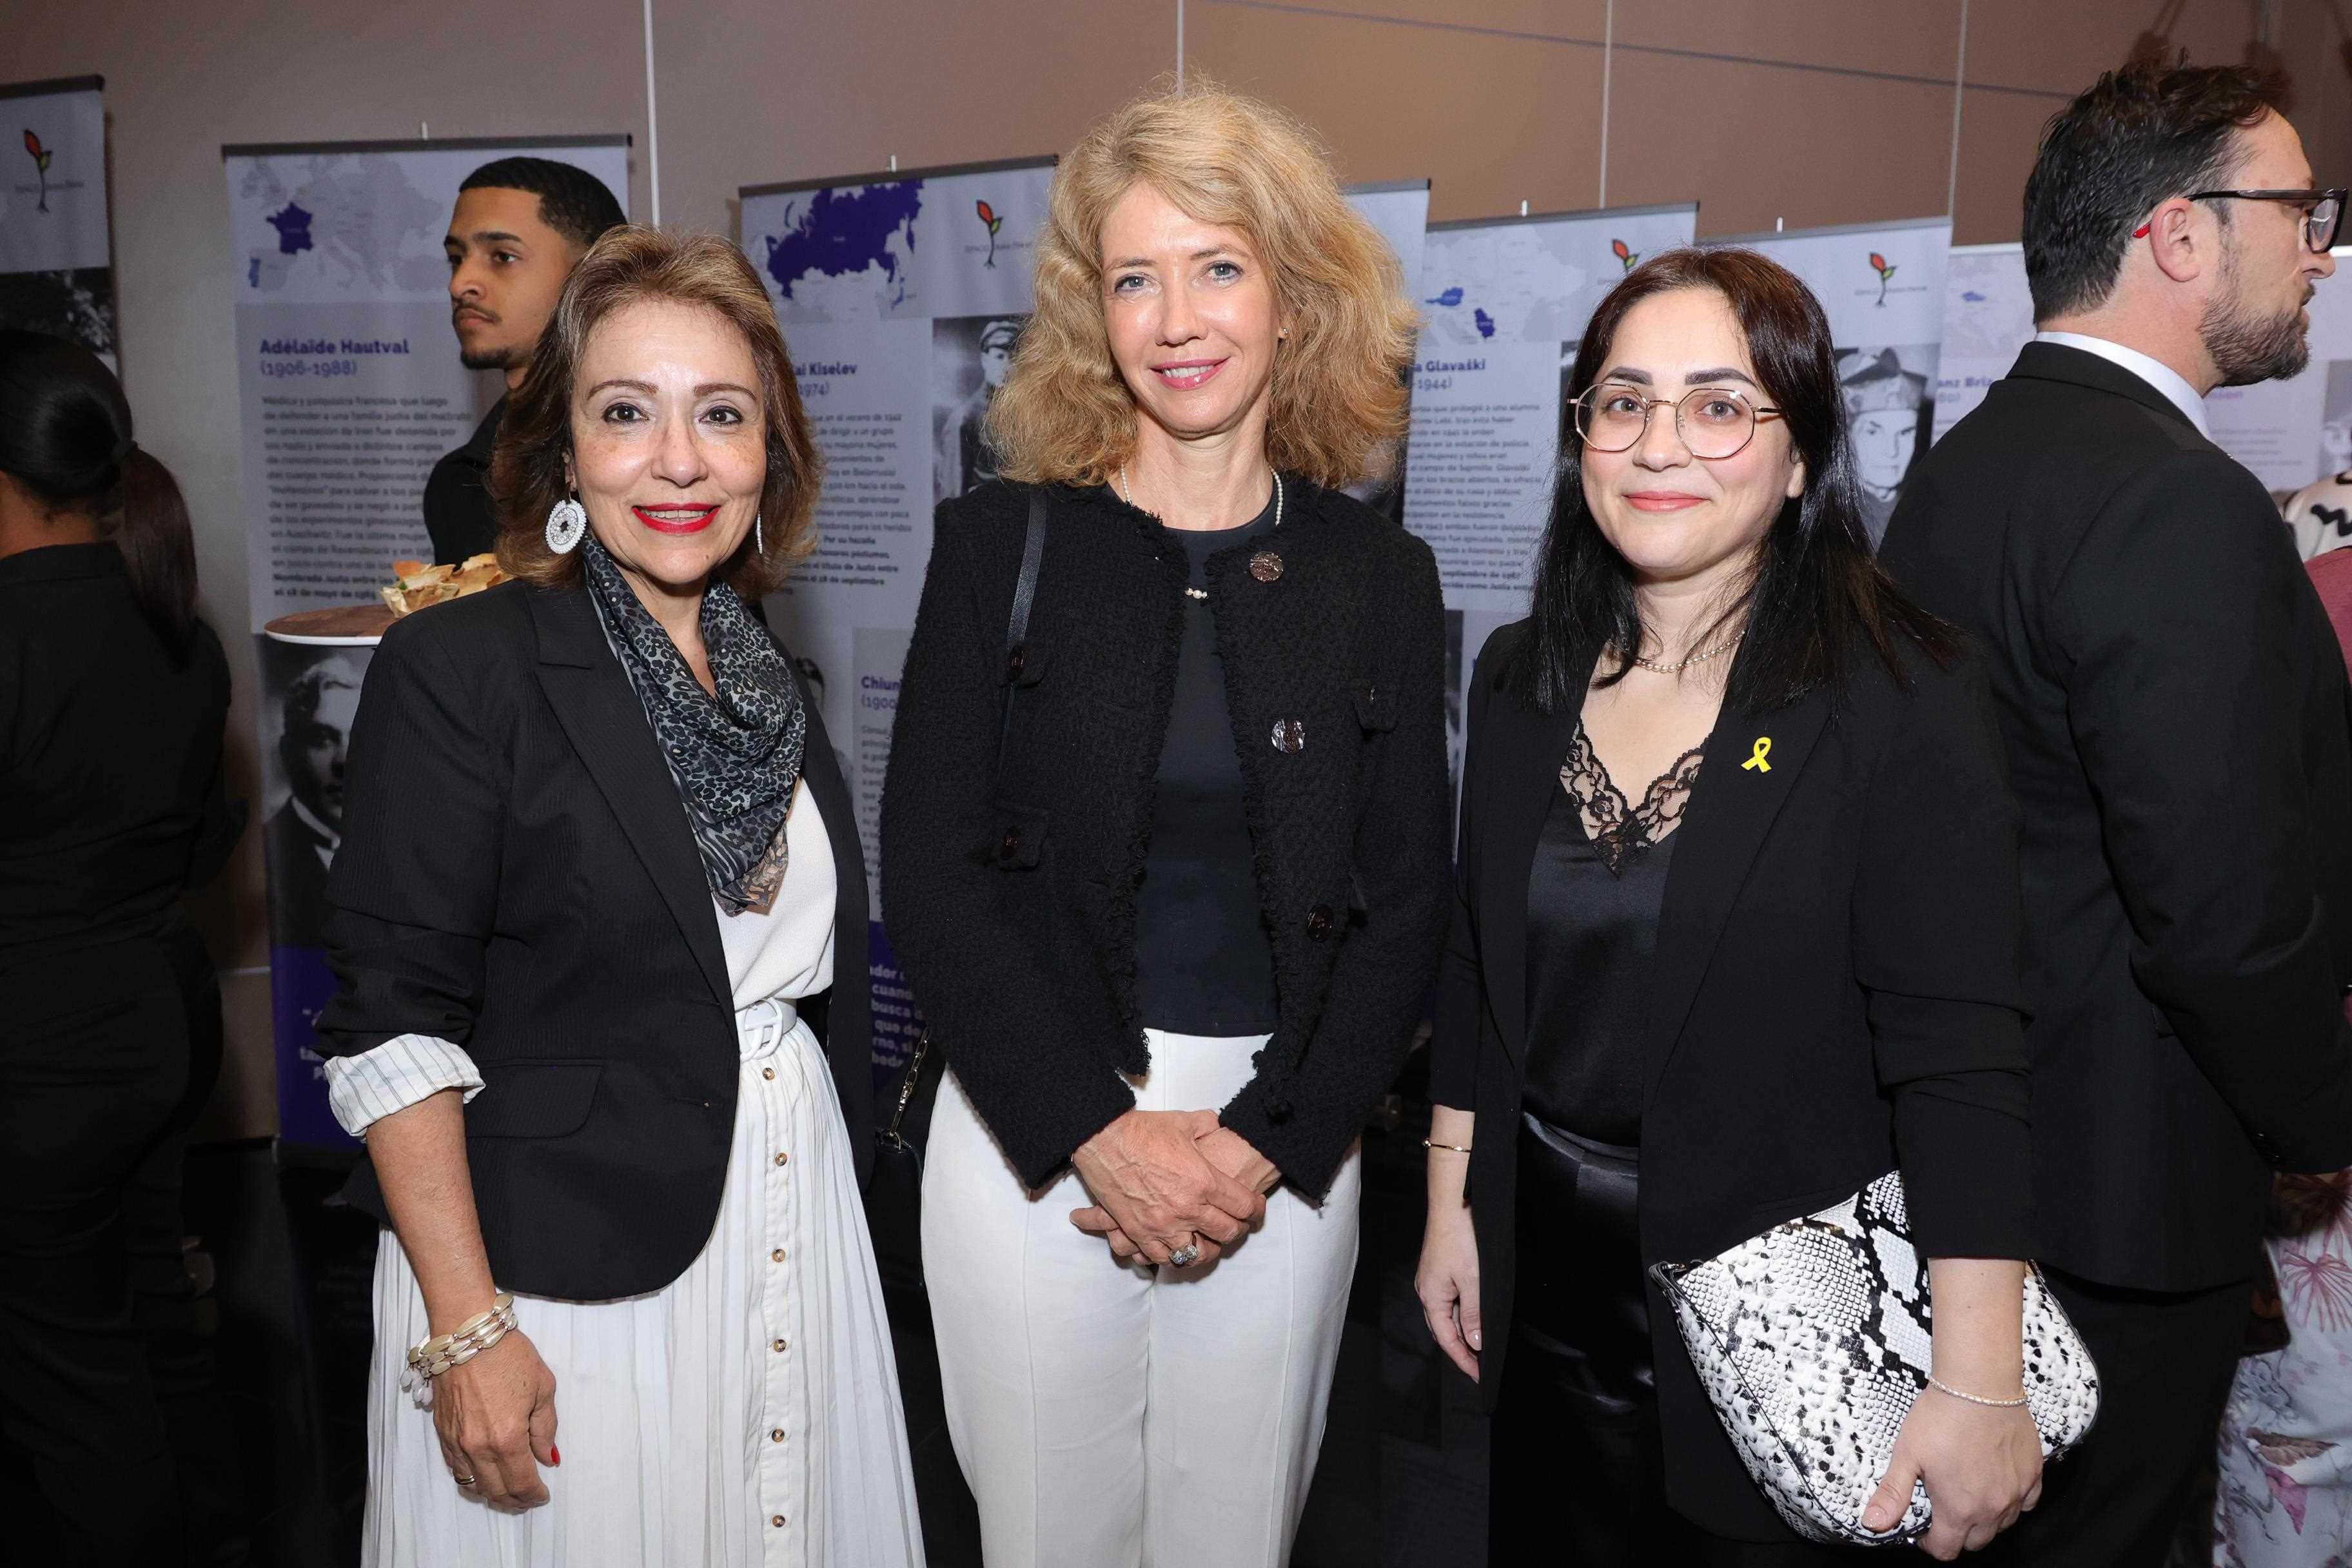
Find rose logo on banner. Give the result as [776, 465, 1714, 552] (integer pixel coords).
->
[23, 129, 53, 213]
[976, 199, 1003, 268]
[1612, 237, 1638, 273]
[1869, 250, 1896, 307]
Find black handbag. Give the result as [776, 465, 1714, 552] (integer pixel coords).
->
[867, 487, 1049, 1292]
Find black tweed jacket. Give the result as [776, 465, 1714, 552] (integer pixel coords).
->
[879, 477, 1451, 1197]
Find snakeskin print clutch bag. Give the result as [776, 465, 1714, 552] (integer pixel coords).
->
[1649, 1171, 2101, 1545]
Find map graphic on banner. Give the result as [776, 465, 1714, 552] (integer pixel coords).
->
[740, 156, 1055, 1092]
[0, 77, 113, 361]
[222, 135, 629, 1145]
[1403, 202, 1698, 612]
[222, 137, 629, 631]
[1930, 241, 2352, 497]
[1729, 218, 1951, 544]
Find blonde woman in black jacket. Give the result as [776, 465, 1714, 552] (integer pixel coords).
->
[879, 82, 1447, 1567]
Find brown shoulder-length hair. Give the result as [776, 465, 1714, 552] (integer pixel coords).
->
[988, 78, 1417, 490]
[492, 226, 822, 598]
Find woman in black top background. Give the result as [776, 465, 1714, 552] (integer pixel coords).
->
[879, 83, 1449, 1566]
[0, 331, 246, 1565]
[1415, 253, 2044, 1564]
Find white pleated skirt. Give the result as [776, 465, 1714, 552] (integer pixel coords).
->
[360, 999, 925, 1568]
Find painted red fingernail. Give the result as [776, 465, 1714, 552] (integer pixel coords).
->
[550, 1446, 561, 1465]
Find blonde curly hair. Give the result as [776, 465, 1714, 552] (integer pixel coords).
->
[988, 79, 1416, 490]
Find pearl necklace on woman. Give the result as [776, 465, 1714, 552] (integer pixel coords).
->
[1628, 629, 1743, 675]
[1116, 466, 1284, 601]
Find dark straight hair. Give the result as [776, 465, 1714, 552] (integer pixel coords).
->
[0, 329, 201, 660]
[1504, 248, 1954, 717]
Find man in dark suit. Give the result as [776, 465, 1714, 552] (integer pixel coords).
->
[1881, 59, 2351, 1564]
[424, 158, 625, 564]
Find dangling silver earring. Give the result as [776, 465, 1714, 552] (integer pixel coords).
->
[545, 495, 586, 554]
[755, 513, 765, 553]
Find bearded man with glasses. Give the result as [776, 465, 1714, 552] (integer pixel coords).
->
[1881, 59, 2352, 1567]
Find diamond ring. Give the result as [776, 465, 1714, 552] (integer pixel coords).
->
[1168, 1244, 1200, 1268]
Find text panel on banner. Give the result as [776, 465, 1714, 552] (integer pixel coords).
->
[223, 136, 629, 1146]
[1, 77, 113, 361]
[739, 157, 1057, 1096]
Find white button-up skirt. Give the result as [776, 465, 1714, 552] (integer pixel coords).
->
[360, 999, 925, 1567]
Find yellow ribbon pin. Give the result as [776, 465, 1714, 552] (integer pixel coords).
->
[1742, 736, 1773, 772]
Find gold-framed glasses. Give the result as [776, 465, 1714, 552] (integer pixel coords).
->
[1571, 383, 1785, 460]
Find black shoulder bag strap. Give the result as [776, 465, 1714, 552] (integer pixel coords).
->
[879, 487, 1050, 1157]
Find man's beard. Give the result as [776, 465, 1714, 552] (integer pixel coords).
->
[459, 342, 521, 372]
[2202, 244, 2311, 387]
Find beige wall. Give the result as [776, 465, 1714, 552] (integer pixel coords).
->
[5, 0, 2344, 1135]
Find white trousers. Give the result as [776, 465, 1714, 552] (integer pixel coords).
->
[922, 1030, 1362, 1568]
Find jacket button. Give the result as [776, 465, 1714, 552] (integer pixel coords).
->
[999, 828, 1022, 858]
[1006, 645, 1026, 678]
[1271, 718, 1306, 753]
[1268, 1099, 1293, 1123]
[1249, 550, 1284, 583]
[1305, 905, 1333, 940]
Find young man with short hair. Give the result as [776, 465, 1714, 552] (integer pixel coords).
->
[424, 157, 625, 564]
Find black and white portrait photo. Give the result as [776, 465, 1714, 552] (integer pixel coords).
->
[260, 641, 369, 948]
[1836, 344, 1939, 546]
[932, 313, 1024, 503]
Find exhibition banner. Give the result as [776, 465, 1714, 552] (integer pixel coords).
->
[1727, 218, 1952, 544]
[1402, 201, 1698, 616]
[1341, 179, 1431, 522]
[222, 134, 628, 1145]
[0, 76, 113, 361]
[1403, 201, 1698, 792]
[1931, 241, 2352, 496]
[1930, 241, 2036, 444]
[220, 135, 629, 632]
[738, 155, 1057, 1090]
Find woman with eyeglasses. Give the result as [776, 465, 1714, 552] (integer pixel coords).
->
[1415, 250, 2045, 1565]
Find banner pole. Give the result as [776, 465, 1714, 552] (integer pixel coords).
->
[643, 0, 662, 224]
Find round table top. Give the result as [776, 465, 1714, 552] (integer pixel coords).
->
[261, 604, 397, 646]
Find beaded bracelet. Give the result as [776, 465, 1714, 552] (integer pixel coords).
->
[1925, 1375, 2029, 1409]
[407, 1293, 518, 1382]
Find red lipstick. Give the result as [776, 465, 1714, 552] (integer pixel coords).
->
[632, 504, 719, 534]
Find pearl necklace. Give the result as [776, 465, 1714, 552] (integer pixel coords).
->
[1629, 630, 1743, 675]
[1117, 466, 1282, 600]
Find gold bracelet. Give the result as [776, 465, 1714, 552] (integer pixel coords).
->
[1926, 1375, 2029, 1409]
[1421, 1138, 1472, 1154]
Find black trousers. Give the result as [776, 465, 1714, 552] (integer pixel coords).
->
[1488, 1118, 1875, 1567]
[1980, 1264, 2249, 1567]
[0, 929, 244, 1567]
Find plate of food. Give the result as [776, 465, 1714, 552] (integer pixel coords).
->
[378, 553, 512, 616]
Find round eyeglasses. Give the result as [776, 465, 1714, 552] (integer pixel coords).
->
[1570, 383, 1785, 460]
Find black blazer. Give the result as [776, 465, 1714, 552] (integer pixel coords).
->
[1882, 342, 2352, 1293]
[1431, 624, 2034, 1538]
[315, 578, 872, 1302]
[879, 478, 1452, 1198]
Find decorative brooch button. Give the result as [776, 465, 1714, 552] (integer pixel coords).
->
[1271, 717, 1306, 753]
[999, 828, 1023, 858]
[1305, 904, 1334, 941]
[1249, 551, 1284, 583]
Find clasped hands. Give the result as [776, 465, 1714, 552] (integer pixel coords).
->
[1069, 1108, 1279, 1268]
